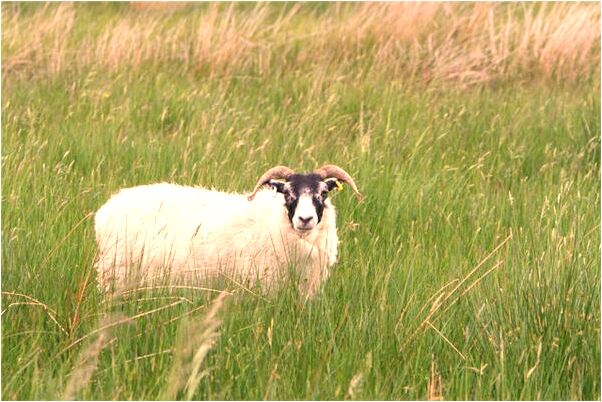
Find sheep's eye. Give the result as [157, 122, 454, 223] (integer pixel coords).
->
[321, 191, 328, 198]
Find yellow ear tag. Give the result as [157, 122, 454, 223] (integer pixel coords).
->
[335, 180, 344, 192]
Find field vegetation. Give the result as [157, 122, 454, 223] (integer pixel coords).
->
[2, 2, 600, 400]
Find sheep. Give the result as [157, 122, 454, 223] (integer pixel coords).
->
[94, 164, 362, 298]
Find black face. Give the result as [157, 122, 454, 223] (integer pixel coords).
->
[268, 173, 339, 228]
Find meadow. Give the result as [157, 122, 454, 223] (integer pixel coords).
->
[1, 2, 600, 400]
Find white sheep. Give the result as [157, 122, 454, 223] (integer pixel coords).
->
[94, 165, 362, 298]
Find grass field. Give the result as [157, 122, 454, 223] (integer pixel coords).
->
[2, 2, 600, 400]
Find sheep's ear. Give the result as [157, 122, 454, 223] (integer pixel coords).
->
[325, 178, 342, 192]
[268, 180, 287, 193]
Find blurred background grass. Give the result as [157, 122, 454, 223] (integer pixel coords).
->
[2, 2, 600, 85]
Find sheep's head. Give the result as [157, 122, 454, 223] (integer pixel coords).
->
[248, 164, 362, 233]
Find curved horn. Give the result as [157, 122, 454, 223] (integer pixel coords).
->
[314, 164, 363, 201]
[247, 165, 295, 201]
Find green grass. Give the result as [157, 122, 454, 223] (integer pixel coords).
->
[2, 3, 600, 401]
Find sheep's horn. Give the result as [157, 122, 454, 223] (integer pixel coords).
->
[247, 165, 295, 201]
[314, 164, 363, 201]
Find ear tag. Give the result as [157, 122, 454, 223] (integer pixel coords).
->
[335, 180, 344, 192]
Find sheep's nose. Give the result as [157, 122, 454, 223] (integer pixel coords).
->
[299, 216, 314, 225]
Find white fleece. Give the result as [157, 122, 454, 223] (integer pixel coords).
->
[94, 183, 338, 297]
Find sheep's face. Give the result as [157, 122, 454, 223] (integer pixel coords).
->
[269, 174, 339, 233]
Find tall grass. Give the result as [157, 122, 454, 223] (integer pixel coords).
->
[2, 2, 600, 85]
[2, 2, 600, 400]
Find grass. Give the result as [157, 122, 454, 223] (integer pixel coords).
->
[1, 2, 600, 400]
[2, 2, 600, 85]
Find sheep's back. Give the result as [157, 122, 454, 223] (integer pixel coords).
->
[96, 184, 248, 238]
[94, 183, 254, 285]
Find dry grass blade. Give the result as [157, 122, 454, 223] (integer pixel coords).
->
[440, 234, 512, 305]
[43, 212, 94, 265]
[415, 279, 459, 319]
[439, 259, 505, 318]
[96, 349, 174, 376]
[427, 355, 444, 401]
[402, 234, 512, 350]
[427, 321, 467, 361]
[162, 291, 229, 400]
[69, 262, 95, 336]
[2, 291, 68, 335]
[526, 339, 543, 380]
[345, 372, 364, 400]
[218, 271, 271, 303]
[61, 316, 120, 400]
[460, 259, 503, 297]
[118, 284, 234, 297]
[2, 291, 59, 314]
[163, 302, 208, 325]
[57, 300, 183, 357]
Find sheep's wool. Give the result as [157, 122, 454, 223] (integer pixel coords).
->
[94, 183, 338, 296]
